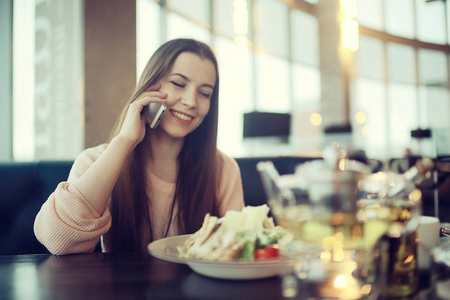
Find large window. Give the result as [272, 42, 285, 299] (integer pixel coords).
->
[416, 0, 447, 44]
[11, 0, 84, 161]
[135, 0, 450, 159]
[6, 0, 449, 161]
[137, 0, 323, 157]
[351, 79, 387, 158]
[355, 0, 450, 158]
[385, 0, 415, 39]
[215, 37, 253, 156]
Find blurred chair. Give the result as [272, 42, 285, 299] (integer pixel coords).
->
[389, 156, 422, 174]
[347, 148, 383, 173]
[368, 159, 384, 173]
[389, 155, 450, 223]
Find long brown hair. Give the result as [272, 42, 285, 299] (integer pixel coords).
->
[108, 39, 221, 252]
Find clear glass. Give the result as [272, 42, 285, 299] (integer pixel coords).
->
[373, 173, 422, 298]
[213, 0, 235, 37]
[388, 83, 418, 158]
[292, 63, 320, 109]
[253, 0, 288, 57]
[167, 13, 211, 44]
[431, 243, 450, 299]
[416, 0, 447, 44]
[434, 129, 450, 156]
[385, 0, 414, 39]
[418, 49, 448, 87]
[419, 86, 450, 156]
[448, 2, 450, 44]
[167, 0, 210, 26]
[357, 0, 383, 30]
[290, 108, 322, 156]
[352, 78, 387, 159]
[255, 53, 290, 112]
[290, 9, 319, 66]
[440, 223, 450, 237]
[356, 36, 385, 80]
[12, 0, 35, 160]
[387, 43, 415, 84]
[215, 37, 253, 157]
[136, 0, 160, 78]
[419, 86, 450, 130]
[257, 158, 389, 299]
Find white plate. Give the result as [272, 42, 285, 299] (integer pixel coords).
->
[147, 234, 294, 280]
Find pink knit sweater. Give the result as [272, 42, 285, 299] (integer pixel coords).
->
[34, 144, 245, 255]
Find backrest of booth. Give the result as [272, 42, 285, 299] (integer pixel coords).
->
[0, 161, 73, 255]
[0, 156, 319, 255]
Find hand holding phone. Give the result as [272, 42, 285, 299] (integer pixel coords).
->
[144, 102, 166, 129]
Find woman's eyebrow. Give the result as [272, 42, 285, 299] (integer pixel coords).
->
[170, 73, 214, 89]
[170, 73, 188, 80]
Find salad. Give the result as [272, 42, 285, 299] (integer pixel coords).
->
[177, 205, 286, 261]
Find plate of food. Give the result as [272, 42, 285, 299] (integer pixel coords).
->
[147, 205, 295, 280]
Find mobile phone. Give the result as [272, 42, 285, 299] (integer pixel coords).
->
[144, 102, 166, 129]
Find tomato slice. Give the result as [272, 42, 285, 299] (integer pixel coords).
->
[254, 245, 279, 260]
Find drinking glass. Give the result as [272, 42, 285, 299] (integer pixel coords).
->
[441, 223, 450, 237]
[431, 243, 450, 300]
[373, 172, 422, 298]
[258, 159, 390, 299]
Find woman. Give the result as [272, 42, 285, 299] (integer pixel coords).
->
[34, 39, 245, 254]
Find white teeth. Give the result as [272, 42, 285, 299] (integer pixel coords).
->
[172, 111, 193, 121]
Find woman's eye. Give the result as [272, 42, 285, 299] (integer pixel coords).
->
[199, 91, 211, 98]
[171, 81, 184, 88]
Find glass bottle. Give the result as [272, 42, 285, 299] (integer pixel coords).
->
[379, 157, 434, 298]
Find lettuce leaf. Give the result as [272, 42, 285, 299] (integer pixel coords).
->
[239, 241, 255, 261]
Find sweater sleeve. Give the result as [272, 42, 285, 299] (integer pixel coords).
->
[217, 151, 245, 216]
[34, 145, 112, 255]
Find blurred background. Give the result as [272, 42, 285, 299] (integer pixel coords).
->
[1, 0, 449, 162]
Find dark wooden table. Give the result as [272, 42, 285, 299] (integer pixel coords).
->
[0, 252, 287, 300]
[0, 251, 435, 300]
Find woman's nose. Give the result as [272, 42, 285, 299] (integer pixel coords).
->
[180, 90, 196, 107]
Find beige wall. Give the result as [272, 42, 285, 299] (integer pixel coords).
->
[84, 0, 136, 148]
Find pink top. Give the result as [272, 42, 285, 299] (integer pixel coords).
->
[34, 144, 245, 255]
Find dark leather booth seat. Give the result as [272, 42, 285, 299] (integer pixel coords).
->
[0, 156, 319, 255]
[0, 161, 73, 255]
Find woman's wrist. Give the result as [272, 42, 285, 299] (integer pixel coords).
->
[110, 135, 138, 156]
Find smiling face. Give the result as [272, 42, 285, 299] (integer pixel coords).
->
[155, 52, 217, 139]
